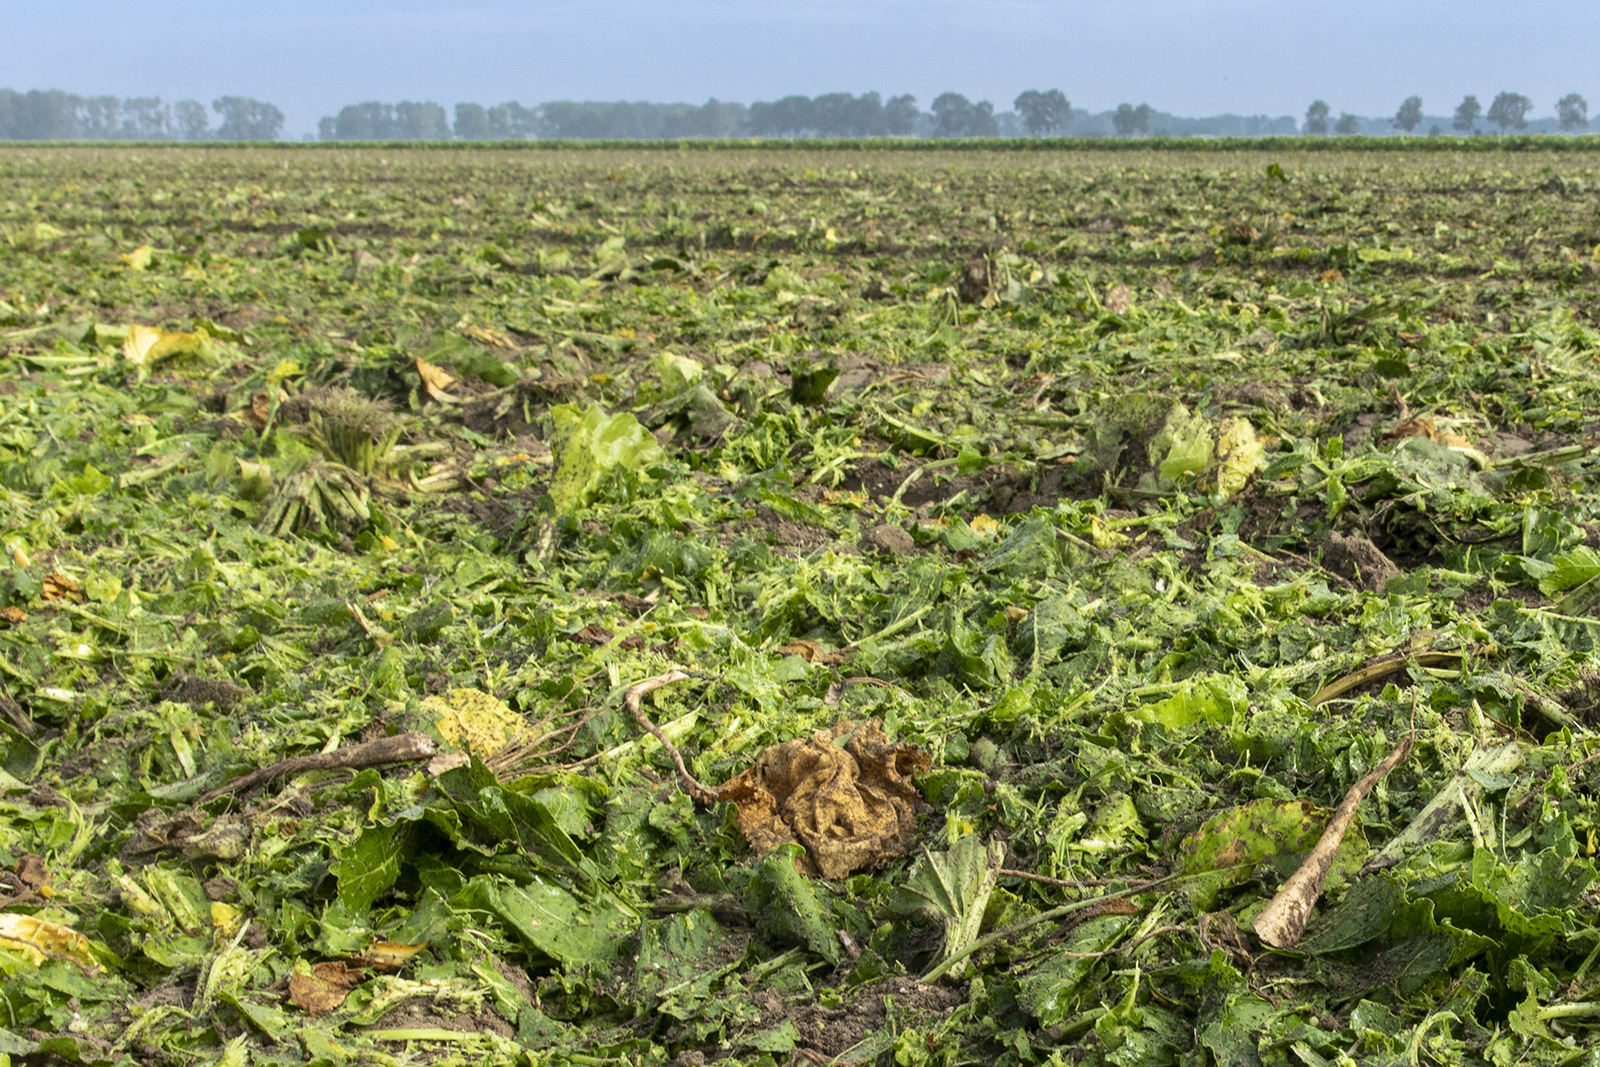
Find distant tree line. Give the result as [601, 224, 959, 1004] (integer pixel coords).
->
[4, 85, 1597, 142]
[0, 90, 283, 140]
[1303, 92, 1588, 137]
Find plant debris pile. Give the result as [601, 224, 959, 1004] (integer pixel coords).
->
[3, 144, 1600, 1065]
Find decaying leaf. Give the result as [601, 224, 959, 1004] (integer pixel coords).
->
[415, 356, 459, 403]
[424, 687, 526, 757]
[775, 639, 849, 665]
[0, 913, 101, 970]
[121, 324, 210, 368]
[288, 961, 364, 1015]
[40, 573, 83, 602]
[713, 719, 930, 879]
[460, 323, 519, 349]
[14, 854, 49, 893]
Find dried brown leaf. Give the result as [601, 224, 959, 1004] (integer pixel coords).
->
[713, 719, 930, 879]
[776, 639, 849, 666]
[288, 961, 363, 1015]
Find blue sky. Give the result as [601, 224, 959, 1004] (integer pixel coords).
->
[6, 0, 1597, 136]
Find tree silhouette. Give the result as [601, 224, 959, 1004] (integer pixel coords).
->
[931, 94, 997, 137]
[1453, 96, 1481, 135]
[1334, 113, 1361, 136]
[174, 100, 208, 140]
[1393, 96, 1423, 133]
[1486, 92, 1532, 133]
[1112, 103, 1152, 136]
[882, 95, 918, 136]
[1304, 100, 1329, 136]
[454, 103, 489, 140]
[212, 97, 283, 141]
[1558, 93, 1589, 132]
[1014, 89, 1070, 136]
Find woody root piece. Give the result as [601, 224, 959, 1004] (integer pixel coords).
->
[1253, 735, 1413, 949]
[202, 732, 437, 802]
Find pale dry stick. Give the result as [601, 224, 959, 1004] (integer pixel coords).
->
[1253, 732, 1415, 949]
[201, 731, 437, 802]
[623, 670, 716, 804]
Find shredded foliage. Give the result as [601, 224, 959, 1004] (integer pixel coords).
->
[3, 143, 1600, 1066]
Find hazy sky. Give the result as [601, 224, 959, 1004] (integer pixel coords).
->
[6, 0, 1598, 136]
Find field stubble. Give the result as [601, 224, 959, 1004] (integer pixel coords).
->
[2, 145, 1600, 1064]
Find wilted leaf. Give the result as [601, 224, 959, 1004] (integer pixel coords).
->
[121, 324, 211, 368]
[120, 245, 154, 270]
[355, 941, 428, 971]
[415, 356, 459, 403]
[713, 718, 930, 879]
[1212, 417, 1265, 497]
[775, 639, 848, 665]
[548, 402, 664, 514]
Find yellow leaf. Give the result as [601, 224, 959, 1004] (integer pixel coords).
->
[210, 901, 243, 936]
[120, 245, 154, 271]
[358, 941, 428, 971]
[424, 688, 526, 756]
[415, 356, 459, 403]
[121, 324, 209, 367]
[0, 913, 101, 970]
[969, 514, 1002, 538]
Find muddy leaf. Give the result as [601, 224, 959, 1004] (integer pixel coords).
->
[713, 719, 930, 879]
[744, 843, 842, 963]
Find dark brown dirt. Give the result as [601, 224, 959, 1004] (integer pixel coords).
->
[365, 1005, 516, 1039]
[1322, 533, 1401, 593]
[746, 506, 832, 552]
[160, 673, 248, 710]
[843, 458, 1029, 512]
[1212, 381, 1289, 411]
[750, 975, 963, 1061]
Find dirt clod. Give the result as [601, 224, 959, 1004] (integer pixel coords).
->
[862, 524, 915, 555]
[1322, 533, 1401, 592]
